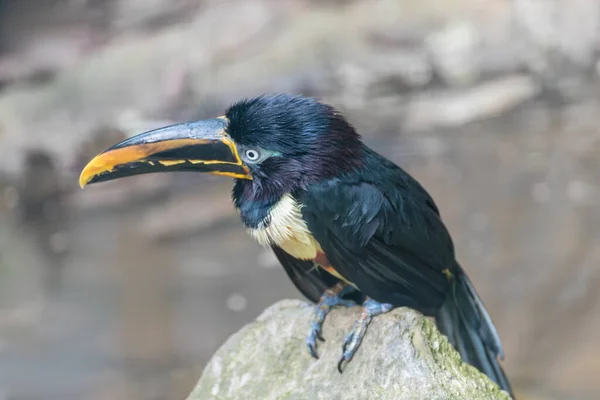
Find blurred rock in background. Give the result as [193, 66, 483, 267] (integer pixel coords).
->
[0, 0, 599, 399]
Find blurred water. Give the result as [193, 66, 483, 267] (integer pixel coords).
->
[0, 0, 599, 399]
[0, 195, 302, 400]
[0, 93, 599, 399]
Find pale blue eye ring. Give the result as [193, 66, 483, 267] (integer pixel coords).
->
[244, 148, 261, 162]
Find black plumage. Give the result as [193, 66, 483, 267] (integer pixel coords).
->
[79, 93, 513, 397]
[227, 95, 513, 395]
[297, 148, 511, 391]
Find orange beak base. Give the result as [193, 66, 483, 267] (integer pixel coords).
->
[79, 118, 251, 188]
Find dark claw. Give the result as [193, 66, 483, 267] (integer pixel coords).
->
[305, 284, 357, 359]
[316, 331, 325, 342]
[308, 343, 319, 359]
[306, 321, 322, 359]
[337, 355, 346, 373]
[306, 339, 319, 359]
[335, 298, 394, 372]
[341, 330, 353, 353]
[337, 330, 356, 373]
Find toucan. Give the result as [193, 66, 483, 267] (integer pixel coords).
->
[79, 94, 513, 396]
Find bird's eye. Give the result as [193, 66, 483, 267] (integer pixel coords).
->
[243, 148, 261, 162]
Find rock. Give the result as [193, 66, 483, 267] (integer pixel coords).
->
[404, 75, 540, 131]
[334, 50, 433, 101]
[426, 21, 481, 87]
[513, 0, 600, 68]
[187, 299, 511, 400]
[111, 0, 196, 32]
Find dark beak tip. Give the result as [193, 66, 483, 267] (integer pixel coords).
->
[78, 118, 252, 184]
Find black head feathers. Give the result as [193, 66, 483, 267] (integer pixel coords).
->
[225, 94, 362, 158]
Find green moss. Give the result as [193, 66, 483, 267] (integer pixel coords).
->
[190, 301, 512, 400]
[415, 317, 511, 400]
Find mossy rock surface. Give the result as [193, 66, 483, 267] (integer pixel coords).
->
[187, 299, 511, 400]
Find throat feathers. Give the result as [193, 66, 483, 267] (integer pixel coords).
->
[246, 194, 321, 260]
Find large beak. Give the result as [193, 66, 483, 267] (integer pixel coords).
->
[79, 118, 251, 188]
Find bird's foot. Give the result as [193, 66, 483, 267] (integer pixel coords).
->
[307, 283, 357, 359]
[337, 298, 393, 372]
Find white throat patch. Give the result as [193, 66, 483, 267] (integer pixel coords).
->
[246, 194, 320, 260]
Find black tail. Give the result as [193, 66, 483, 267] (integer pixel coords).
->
[435, 269, 514, 398]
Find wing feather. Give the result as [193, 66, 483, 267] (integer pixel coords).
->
[271, 245, 366, 304]
[301, 179, 453, 313]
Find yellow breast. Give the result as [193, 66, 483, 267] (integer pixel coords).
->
[246, 194, 355, 286]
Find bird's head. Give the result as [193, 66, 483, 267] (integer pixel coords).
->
[79, 95, 363, 196]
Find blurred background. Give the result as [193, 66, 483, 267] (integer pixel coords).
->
[0, 0, 598, 399]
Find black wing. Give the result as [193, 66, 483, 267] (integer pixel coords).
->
[271, 245, 365, 304]
[300, 170, 454, 314]
[271, 245, 339, 303]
